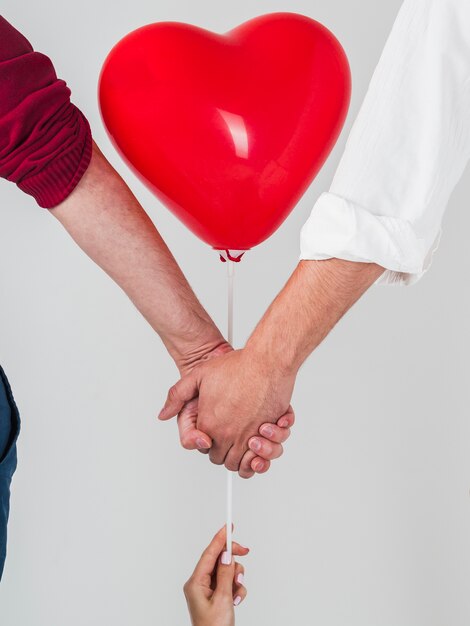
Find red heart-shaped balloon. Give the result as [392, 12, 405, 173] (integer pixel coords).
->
[99, 12, 350, 255]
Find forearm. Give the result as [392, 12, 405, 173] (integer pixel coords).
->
[50, 142, 226, 371]
[0, 18, 224, 371]
[246, 259, 384, 375]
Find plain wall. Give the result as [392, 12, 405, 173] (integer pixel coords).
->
[1, 1, 470, 625]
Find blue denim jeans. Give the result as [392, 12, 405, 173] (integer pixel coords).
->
[0, 366, 20, 581]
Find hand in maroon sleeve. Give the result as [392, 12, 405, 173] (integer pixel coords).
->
[0, 15, 92, 207]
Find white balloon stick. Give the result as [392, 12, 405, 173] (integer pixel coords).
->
[226, 260, 235, 561]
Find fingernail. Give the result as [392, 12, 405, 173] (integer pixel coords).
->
[233, 595, 242, 606]
[279, 419, 288, 428]
[253, 460, 264, 472]
[236, 573, 244, 585]
[250, 438, 261, 452]
[221, 551, 232, 565]
[261, 425, 274, 437]
[196, 438, 207, 449]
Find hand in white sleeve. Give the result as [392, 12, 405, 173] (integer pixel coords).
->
[301, 0, 470, 285]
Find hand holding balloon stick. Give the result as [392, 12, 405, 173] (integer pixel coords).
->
[99, 10, 351, 567]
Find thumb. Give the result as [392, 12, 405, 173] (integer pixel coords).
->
[158, 374, 199, 421]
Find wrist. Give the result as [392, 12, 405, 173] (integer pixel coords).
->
[245, 260, 383, 377]
[244, 334, 301, 380]
[174, 333, 233, 375]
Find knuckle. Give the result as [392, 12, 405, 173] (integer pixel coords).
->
[257, 460, 270, 473]
[225, 459, 239, 472]
[214, 593, 232, 607]
[210, 454, 224, 466]
[262, 442, 272, 456]
[181, 438, 193, 450]
[272, 427, 283, 442]
[183, 579, 193, 597]
[197, 415, 211, 433]
[168, 385, 179, 401]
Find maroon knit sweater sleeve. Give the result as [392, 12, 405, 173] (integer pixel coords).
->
[0, 16, 92, 208]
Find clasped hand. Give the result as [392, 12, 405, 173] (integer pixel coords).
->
[159, 348, 296, 478]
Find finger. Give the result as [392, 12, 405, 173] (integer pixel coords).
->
[251, 458, 271, 474]
[158, 374, 199, 421]
[208, 439, 231, 466]
[258, 423, 291, 444]
[233, 585, 247, 607]
[177, 399, 212, 450]
[238, 450, 256, 479]
[227, 433, 286, 470]
[233, 562, 245, 590]
[232, 562, 246, 606]
[248, 437, 284, 461]
[277, 406, 295, 429]
[224, 445, 245, 472]
[191, 528, 249, 585]
[239, 450, 273, 476]
[231, 542, 249, 558]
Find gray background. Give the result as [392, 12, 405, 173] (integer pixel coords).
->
[1, 1, 469, 625]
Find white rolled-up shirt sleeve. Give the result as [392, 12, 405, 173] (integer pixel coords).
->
[300, 0, 470, 285]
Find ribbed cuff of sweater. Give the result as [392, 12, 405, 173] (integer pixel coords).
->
[17, 111, 93, 209]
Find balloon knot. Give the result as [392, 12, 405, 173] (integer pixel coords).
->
[217, 249, 247, 263]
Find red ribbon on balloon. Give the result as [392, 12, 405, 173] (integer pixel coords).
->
[99, 12, 351, 260]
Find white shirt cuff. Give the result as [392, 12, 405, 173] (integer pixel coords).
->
[299, 192, 440, 286]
